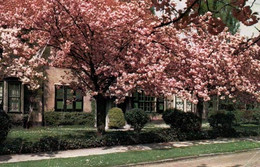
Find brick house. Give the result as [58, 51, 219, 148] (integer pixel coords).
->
[0, 0, 197, 125]
[0, 66, 196, 125]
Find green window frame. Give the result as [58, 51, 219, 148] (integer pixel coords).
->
[55, 85, 83, 112]
[0, 82, 3, 111]
[8, 82, 21, 113]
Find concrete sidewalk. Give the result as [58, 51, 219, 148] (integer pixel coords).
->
[0, 138, 259, 164]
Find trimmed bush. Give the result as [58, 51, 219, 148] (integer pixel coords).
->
[125, 108, 149, 133]
[0, 112, 11, 144]
[45, 112, 94, 127]
[108, 107, 125, 129]
[208, 112, 237, 137]
[208, 112, 235, 130]
[162, 108, 201, 132]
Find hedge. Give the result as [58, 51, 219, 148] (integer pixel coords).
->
[0, 127, 258, 155]
[208, 109, 260, 125]
[0, 129, 216, 155]
[0, 112, 11, 144]
[45, 112, 94, 127]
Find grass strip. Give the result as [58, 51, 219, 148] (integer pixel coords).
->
[1, 140, 260, 167]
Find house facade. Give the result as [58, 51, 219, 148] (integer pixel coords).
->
[0, 67, 196, 125]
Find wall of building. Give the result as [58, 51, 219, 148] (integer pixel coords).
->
[44, 67, 92, 113]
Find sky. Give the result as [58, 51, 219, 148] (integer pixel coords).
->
[155, 0, 260, 38]
[239, 0, 260, 38]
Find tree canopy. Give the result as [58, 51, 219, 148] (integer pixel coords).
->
[0, 0, 259, 134]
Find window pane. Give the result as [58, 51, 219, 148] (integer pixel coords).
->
[9, 83, 20, 97]
[67, 103, 73, 110]
[56, 87, 64, 99]
[187, 101, 192, 112]
[9, 98, 20, 112]
[76, 90, 82, 100]
[133, 92, 138, 101]
[134, 102, 138, 108]
[159, 103, 164, 110]
[67, 88, 74, 99]
[176, 97, 184, 111]
[57, 101, 64, 110]
[8, 82, 21, 112]
[76, 102, 82, 110]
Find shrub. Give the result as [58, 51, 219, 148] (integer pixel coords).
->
[108, 107, 125, 129]
[253, 111, 260, 124]
[0, 128, 218, 155]
[210, 109, 259, 125]
[125, 108, 149, 133]
[231, 110, 244, 125]
[208, 113, 235, 132]
[241, 110, 255, 123]
[162, 108, 201, 132]
[0, 112, 11, 144]
[45, 112, 94, 127]
[8, 114, 23, 126]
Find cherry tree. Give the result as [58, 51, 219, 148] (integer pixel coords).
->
[0, 28, 46, 90]
[1, 0, 260, 134]
[152, 0, 259, 32]
[0, 0, 186, 134]
[163, 13, 260, 120]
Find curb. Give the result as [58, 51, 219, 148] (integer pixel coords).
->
[115, 148, 260, 167]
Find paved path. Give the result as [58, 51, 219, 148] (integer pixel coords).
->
[136, 149, 260, 167]
[0, 138, 259, 164]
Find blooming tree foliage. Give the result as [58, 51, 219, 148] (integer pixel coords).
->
[0, 0, 183, 133]
[0, 28, 46, 90]
[0, 0, 259, 133]
[164, 13, 260, 104]
[152, 0, 259, 32]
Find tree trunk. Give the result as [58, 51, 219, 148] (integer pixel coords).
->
[197, 98, 204, 126]
[204, 101, 209, 120]
[95, 94, 107, 135]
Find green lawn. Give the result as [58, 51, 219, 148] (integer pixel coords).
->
[2, 123, 260, 156]
[1, 141, 260, 167]
[7, 125, 96, 142]
[7, 122, 167, 142]
[6, 121, 260, 143]
[6, 122, 170, 142]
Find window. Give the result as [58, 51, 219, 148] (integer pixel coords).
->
[176, 96, 184, 111]
[132, 91, 161, 112]
[0, 82, 3, 110]
[8, 82, 21, 113]
[187, 101, 192, 112]
[55, 85, 83, 112]
[157, 97, 164, 113]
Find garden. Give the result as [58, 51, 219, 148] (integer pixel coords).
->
[1, 106, 260, 156]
